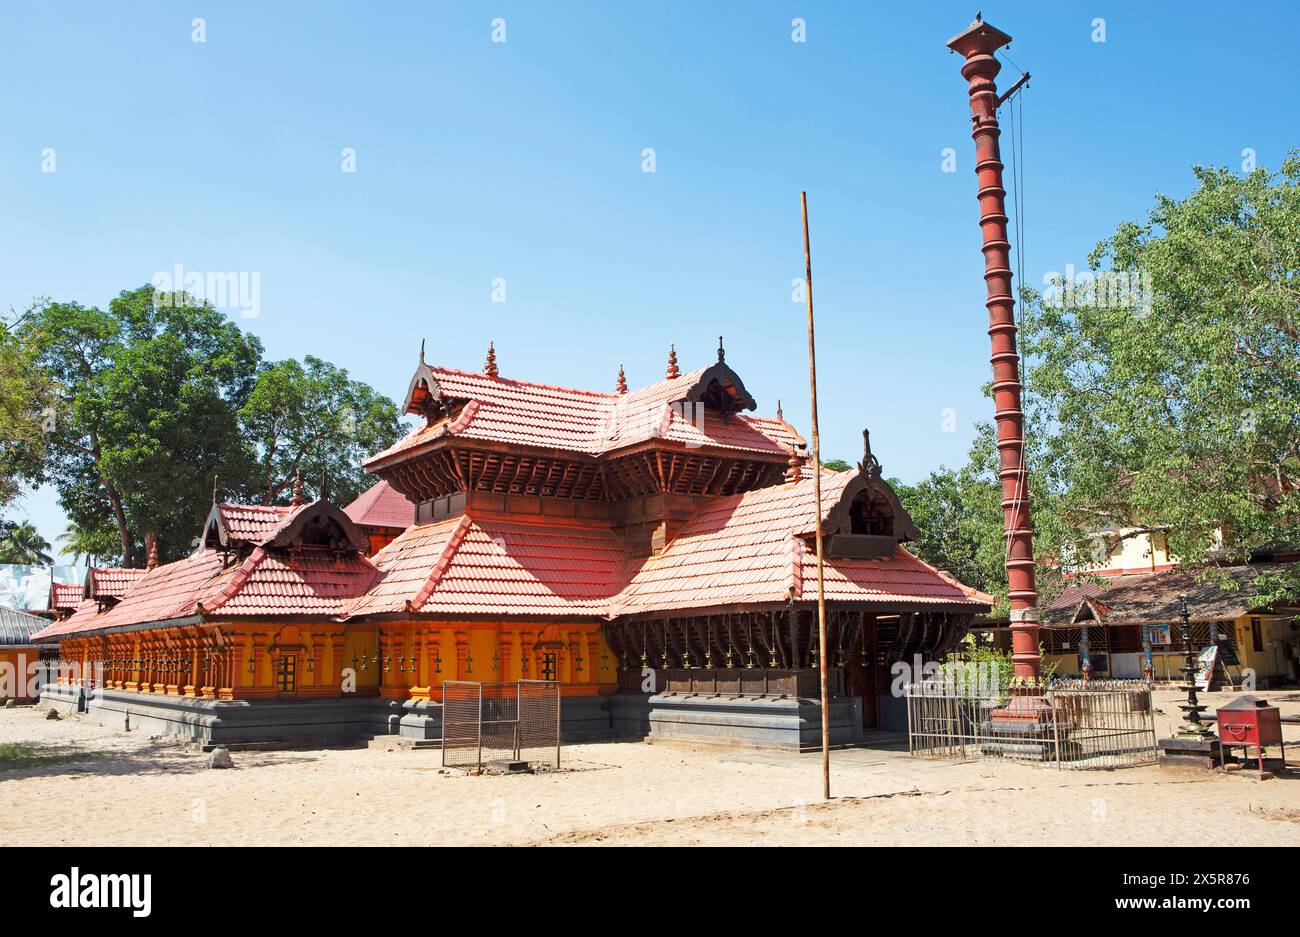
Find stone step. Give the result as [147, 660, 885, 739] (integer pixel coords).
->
[367, 736, 441, 752]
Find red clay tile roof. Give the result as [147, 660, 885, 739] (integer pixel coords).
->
[348, 514, 630, 618]
[212, 502, 302, 543]
[344, 480, 414, 530]
[616, 469, 986, 614]
[33, 467, 986, 639]
[32, 599, 100, 640]
[366, 362, 803, 467]
[200, 546, 379, 616]
[49, 582, 83, 612]
[933, 569, 999, 607]
[88, 567, 147, 602]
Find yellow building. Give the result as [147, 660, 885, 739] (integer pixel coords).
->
[1042, 564, 1300, 686]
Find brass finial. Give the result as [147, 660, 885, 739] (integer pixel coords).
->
[666, 344, 680, 380]
[776, 398, 784, 422]
[484, 340, 498, 378]
[717, 335, 725, 363]
[419, 338, 426, 365]
[290, 468, 305, 506]
[616, 364, 628, 395]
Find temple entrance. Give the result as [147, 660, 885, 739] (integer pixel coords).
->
[848, 629, 879, 729]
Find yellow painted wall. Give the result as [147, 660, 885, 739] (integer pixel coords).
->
[1232, 614, 1298, 679]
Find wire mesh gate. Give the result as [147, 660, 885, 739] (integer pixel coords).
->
[906, 678, 1158, 769]
[441, 680, 561, 770]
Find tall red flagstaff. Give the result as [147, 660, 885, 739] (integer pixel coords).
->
[947, 15, 1041, 679]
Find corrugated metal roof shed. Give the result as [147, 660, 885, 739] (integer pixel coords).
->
[0, 605, 48, 645]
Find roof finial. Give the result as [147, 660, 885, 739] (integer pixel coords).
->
[785, 446, 804, 485]
[616, 363, 628, 395]
[776, 398, 784, 422]
[484, 340, 499, 379]
[666, 343, 680, 380]
[320, 465, 330, 502]
[717, 335, 725, 363]
[861, 428, 882, 479]
[211, 474, 218, 504]
[290, 468, 305, 506]
[419, 338, 426, 365]
[144, 532, 158, 571]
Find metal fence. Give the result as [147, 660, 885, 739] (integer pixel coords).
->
[905, 678, 1158, 769]
[441, 680, 561, 771]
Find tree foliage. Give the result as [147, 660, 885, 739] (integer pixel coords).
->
[0, 301, 54, 509]
[1025, 153, 1300, 604]
[902, 154, 1300, 610]
[242, 356, 403, 508]
[17, 285, 402, 565]
[0, 520, 52, 564]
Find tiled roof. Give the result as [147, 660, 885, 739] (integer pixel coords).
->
[200, 547, 379, 616]
[88, 567, 147, 602]
[32, 469, 988, 638]
[35, 551, 227, 640]
[1041, 564, 1289, 627]
[34, 512, 379, 644]
[616, 469, 986, 614]
[213, 502, 302, 543]
[366, 363, 803, 466]
[344, 480, 414, 530]
[49, 582, 83, 612]
[348, 515, 630, 618]
[933, 569, 999, 608]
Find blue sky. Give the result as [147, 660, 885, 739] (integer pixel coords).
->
[3, 0, 1297, 557]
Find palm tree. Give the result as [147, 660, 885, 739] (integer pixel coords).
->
[0, 520, 53, 565]
[57, 522, 100, 566]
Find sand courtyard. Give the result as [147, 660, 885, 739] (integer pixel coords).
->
[2, 689, 1297, 847]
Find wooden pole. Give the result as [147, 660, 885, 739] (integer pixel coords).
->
[801, 191, 831, 801]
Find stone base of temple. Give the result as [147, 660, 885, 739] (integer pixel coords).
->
[606, 692, 864, 751]
[42, 684, 396, 746]
[41, 683, 619, 747]
[42, 683, 866, 750]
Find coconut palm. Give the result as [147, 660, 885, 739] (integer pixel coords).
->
[57, 522, 101, 566]
[0, 520, 53, 565]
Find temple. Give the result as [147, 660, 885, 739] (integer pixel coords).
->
[34, 344, 988, 749]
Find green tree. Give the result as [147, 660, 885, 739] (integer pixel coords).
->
[57, 521, 115, 566]
[240, 356, 403, 507]
[0, 300, 55, 509]
[1023, 153, 1300, 604]
[22, 285, 262, 565]
[0, 520, 53, 565]
[820, 458, 853, 472]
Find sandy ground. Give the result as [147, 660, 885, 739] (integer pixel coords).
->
[2, 689, 1298, 847]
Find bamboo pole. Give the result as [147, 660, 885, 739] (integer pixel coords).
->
[801, 191, 831, 801]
